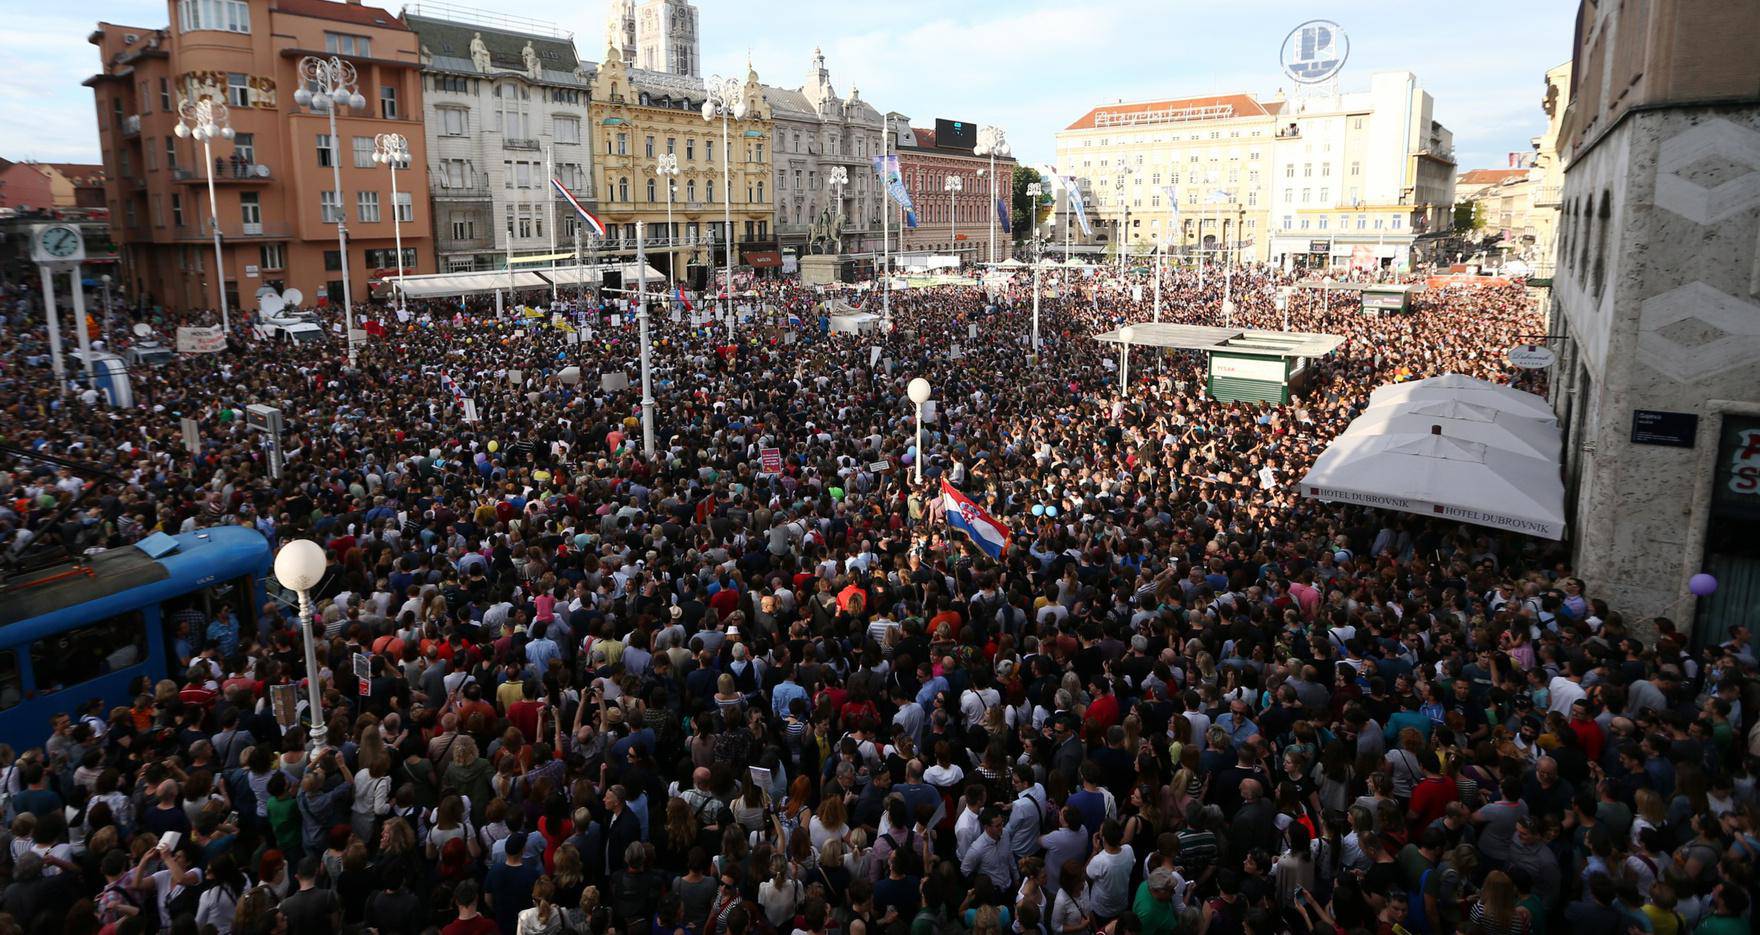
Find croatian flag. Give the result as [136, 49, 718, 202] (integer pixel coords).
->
[675, 286, 692, 312]
[940, 479, 1010, 560]
[551, 178, 607, 237]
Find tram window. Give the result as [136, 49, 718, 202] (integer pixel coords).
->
[161, 576, 257, 665]
[30, 613, 146, 693]
[0, 651, 20, 710]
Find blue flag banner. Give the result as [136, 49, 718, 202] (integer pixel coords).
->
[873, 155, 919, 229]
[1065, 177, 1093, 237]
[995, 197, 1012, 234]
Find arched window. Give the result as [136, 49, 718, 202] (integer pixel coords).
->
[618, 177, 629, 202]
[1592, 191, 1612, 299]
[687, 180, 697, 202]
[707, 178, 715, 202]
[647, 179, 656, 202]
[497, 83, 528, 138]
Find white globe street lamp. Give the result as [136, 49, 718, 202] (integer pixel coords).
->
[654, 153, 680, 281]
[273, 539, 330, 755]
[907, 377, 932, 484]
[943, 175, 963, 265]
[175, 96, 235, 334]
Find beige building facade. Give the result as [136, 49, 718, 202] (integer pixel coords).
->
[1547, 0, 1760, 640]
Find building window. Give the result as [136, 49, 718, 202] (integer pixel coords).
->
[1247, 190, 1258, 207]
[353, 136, 374, 168]
[260, 243, 284, 269]
[1318, 216, 1328, 230]
[555, 116, 580, 144]
[757, 181, 764, 202]
[233, 132, 254, 163]
[239, 192, 261, 227]
[357, 191, 381, 222]
[218, 73, 249, 109]
[666, 137, 676, 155]
[165, 137, 178, 170]
[687, 180, 696, 201]
[180, 0, 250, 34]
[499, 85, 529, 138]
[645, 136, 655, 158]
[755, 142, 764, 162]
[647, 178, 656, 202]
[439, 108, 467, 136]
[706, 139, 715, 163]
[324, 32, 370, 56]
[159, 77, 173, 111]
[172, 194, 184, 227]
[380, 86, 398, 119]
[324, 250, 342, 271]
[706, 178, 714, 202]
[686, 139, 695, 161]
[320, 191, 342, 223]
[316, 134, 335, 168]
[615, 133, 627, 155]
[618, 177, 629, 201]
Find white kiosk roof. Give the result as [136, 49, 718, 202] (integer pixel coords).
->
[1092, 323, 1346, 358]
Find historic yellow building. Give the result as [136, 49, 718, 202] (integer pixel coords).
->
[588, 48, 776, 280]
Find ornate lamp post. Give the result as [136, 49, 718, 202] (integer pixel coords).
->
[974, 126, 1009, 264]
[702, 76, 746, 328]
[293, 56, 368, 366]
[371, 133, 411, 319]
[174, 96, 234, 333]
[654, 153, 680, 281]
[826, 165, 848, 239]
[943, 175, 962, 264]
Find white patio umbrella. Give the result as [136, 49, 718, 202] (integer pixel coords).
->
[1369, 374, 1556, 423]
[1297, 429, 1565, 540]
[1345, 398, 1562, 461]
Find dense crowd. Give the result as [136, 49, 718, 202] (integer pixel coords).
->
[0, 256, 1756, 935]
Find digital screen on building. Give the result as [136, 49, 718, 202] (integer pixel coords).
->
[936, 119, 977, 150]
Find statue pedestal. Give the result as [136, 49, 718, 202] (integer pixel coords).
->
[800, 254, 845, 286]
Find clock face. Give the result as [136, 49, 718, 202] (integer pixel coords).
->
[41, 226, 81, 258]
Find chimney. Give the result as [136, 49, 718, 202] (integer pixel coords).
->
[347, 0, 363, 5]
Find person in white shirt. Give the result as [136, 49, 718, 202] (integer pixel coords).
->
[953, 790, 986, 863]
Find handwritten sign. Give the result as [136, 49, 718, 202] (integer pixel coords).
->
[176, 326, 225, 354]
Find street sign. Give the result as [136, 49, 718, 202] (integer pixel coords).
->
[759, 448, 783, 473]
[1631, 410, 1698, 448]
[1506, 345, 1557, 369]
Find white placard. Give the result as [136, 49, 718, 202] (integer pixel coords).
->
[869, 346, 882, 367]
[507, 369, 523, 384]
[175, 326, 225, 354]
[566, 331, 580, 345]
[461, 398, 479, 422]
[1210, 355, 1286, 382]
[968, 324, 978, 340]
[600, 371, 630, 391]
[869, 460, 891, 473]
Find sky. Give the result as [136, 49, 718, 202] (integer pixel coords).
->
[3, 0, 1577, 174]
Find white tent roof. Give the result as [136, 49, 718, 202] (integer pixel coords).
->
[1298, 432, 1565, 540]
[1345, 398, 1561, 461]
[391, 263, 665, 299]
[1369, 374, 1556, 422]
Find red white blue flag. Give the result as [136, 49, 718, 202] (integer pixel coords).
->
[940, 479, 1010, 560]
[551, 178, 607, 237]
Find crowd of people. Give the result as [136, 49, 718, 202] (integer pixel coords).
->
[0, 254, 1755, 935]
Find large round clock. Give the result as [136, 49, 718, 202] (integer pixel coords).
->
[32, 224, 86, 264]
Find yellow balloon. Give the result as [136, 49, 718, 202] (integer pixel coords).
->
[488, 441, 500, 452]
[534, 470, 551, 482]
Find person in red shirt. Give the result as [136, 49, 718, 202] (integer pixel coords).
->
[506, 679, 545, 742]
[1406, 751, 1459, 831]
[1567, 699, 1605, 763]
[440, 879, 499, 935]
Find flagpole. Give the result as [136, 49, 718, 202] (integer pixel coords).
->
[546, 146, 558, 307]
[881, 115, 891, 322]
[637, 221, 655, 457]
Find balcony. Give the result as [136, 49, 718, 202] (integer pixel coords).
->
[172, 161, 272, 184]
[433, 181, 492, 201]
[121, 115, 141, 138]
[173, 220, 291, 241]
[504, 138, 541, 151]
[1533, 185, 1562, 207]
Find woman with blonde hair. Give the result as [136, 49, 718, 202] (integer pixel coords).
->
[1468, 870, 1531, 934]
[757, 852, 803, 928]
[1632, 788, 1667, 847]
[517, 875, 565, 934]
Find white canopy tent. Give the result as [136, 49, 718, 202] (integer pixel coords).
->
[390, 262, 666, 300]
[1343, 398, 1562, 461]
[1369, 374, 1556, 423]
[1299, 432, 1566, 540]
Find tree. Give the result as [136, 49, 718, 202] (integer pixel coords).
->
[1452, 200, 1485, 231]
[1012, 166, 1044, 241]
